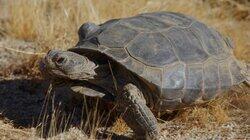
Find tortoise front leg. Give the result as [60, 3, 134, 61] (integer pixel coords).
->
[116, 84, 158, 139]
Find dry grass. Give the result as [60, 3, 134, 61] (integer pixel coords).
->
[109, 85, 250, 138]
[0, 0, 249, 139]
[110, 117, 129, 135]
[36, 92, 109, 139]
[175, 85, 250, 124]
[0, 0, 249, 77]
[1, 0, 249, 61]
[175, 102, 230, 127]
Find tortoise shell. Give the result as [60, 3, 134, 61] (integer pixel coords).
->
[69, 12, 246, 106]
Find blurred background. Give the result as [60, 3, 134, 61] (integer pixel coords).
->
[0, 0, 249, 61]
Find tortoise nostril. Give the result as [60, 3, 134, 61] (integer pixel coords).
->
[47, 50, 51, 54]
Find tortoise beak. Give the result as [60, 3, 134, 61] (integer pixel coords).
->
[40, 50, 59, 71]
[39, 50, 57, 79]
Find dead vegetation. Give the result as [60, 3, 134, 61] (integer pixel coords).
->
[1, 0, 249, 75]
[0, 0, 249, 139]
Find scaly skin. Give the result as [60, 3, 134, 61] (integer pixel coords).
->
[116, 84, 158, 139]
[40, 50, 160, 139]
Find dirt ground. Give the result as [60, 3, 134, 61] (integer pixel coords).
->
[0, 0, 250, 139]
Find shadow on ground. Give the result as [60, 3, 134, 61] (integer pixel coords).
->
[0, 78, 86, 136]
[0, 78, 48, 127]
[0, 77, 129, 139]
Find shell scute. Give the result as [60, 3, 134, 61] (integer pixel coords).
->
[182, 64, 203, 104]
[163, 27, 209, 63]
[191, 22, 230, 60]
[98, 24, 139, 48]
[161, 63, 185, 100]
[127, 33, 178, 67]
[141, 12, 193, 27]
[122, 15, 171, 31]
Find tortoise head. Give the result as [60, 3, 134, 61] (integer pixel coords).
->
[40, 50, 97, 82]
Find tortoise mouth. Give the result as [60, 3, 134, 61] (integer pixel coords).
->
[39, 56, 70, 82]
[51, 79, 67, 87]
[51, 78, 90, 88]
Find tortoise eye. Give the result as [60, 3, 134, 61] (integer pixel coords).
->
[56, 57, 66, 65]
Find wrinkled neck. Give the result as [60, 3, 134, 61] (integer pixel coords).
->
[87, 64, 116, 94]
[94, 64, 111, 78]
[88, 64, 112, 84]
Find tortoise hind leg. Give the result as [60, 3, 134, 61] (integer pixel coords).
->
[116, 84, 158, 139]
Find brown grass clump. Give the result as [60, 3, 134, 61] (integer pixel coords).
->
[229, 87, 250, 111]
[175, 85, 250, 128]
[1, 55, 41, 77]
[175, 98, 230, 127]
[0, 113, 36, 139]
[36, 94, 107, 139]
[110, 117, 129, 135]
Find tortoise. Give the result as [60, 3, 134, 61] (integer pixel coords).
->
[40, 12, 249, 139]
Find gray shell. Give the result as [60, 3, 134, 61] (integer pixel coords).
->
[70, 12, 246, 105]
